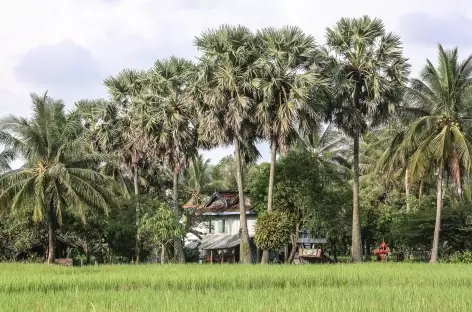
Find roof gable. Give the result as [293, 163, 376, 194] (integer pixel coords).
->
[184, 191, 253, 214]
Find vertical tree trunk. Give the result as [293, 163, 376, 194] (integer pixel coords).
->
[173, 169, 186, 263]
[234, 138, 252, 264]
[261, 137, 278, 264]
[430, 168, 443, 263]
[418, 178, 424, 201]
[47, 200, 56, 264]
[351, 131, 362, 263]
[134, 165, 140, 264]
[332, 241, 338, 263]
[405, 168, 410, 212]
[161, 243, 167, 264]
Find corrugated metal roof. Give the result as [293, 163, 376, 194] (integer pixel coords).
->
[298, 237, 328, 244]
[199, 234, 241, 250]
[184, 241, 200, 250]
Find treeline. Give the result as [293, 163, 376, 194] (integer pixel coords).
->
[1, 16, 472, 264]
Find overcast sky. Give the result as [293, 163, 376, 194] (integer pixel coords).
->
[1, 0, 472, 164]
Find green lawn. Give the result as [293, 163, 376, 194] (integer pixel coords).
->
[1, 263, 471, 311]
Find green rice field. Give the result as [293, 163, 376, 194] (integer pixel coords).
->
[1, 263, 471, 311]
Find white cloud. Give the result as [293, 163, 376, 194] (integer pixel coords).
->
[1, 0, 472, 163]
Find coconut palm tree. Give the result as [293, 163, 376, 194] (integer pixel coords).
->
[394, 45, 472, 263]
[253, 26, 328, 263]
[184, 154, 212, 206]
[141, 56, 198, 263]
[0, 92, 118, 264]
[296, 123, 351, 173]
[324, 16, 410, 262]
[195, 25, 260, 263]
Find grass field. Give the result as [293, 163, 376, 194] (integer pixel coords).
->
[1, 263, 471, 312]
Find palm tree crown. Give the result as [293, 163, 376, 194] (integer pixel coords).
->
[0, 92, 118, 263]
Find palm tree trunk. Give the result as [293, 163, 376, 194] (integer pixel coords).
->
[418, 178, 424, 201]
[234, 138, 252, 264]
[134, 165, 140, 264]
[351, 131, 362, 263]
[173, 169, 186, 263]
[261, 137, 278, 264]
[405, 168, 410, 212]
[430, 168, 443, 263]
[47, 200, 56, 264]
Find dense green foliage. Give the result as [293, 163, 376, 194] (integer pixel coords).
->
[254, 211, 293, 251]
[1, 16, 472, 266]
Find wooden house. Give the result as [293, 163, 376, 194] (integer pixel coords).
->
[184, 191, 258, 263]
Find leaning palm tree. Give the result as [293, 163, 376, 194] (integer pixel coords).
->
[195, 25, 259, 264]
[0, 92, 118, 264]
[142, 56, 198, 263]
[253, 26, 328, 263]
[395, 45, 472, 263]
[324, 16, 410, 262]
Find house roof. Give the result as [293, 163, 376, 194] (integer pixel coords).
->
[186, 234, 254, 250]
[183, 191, 255, 214]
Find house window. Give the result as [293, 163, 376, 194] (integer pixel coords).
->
[208, 220, 214, 234]
[218, 219, 226, 233]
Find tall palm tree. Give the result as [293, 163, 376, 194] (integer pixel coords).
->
[195, 25, 259, 263]
[103, 69, 151, 263]
[0, 92, 117, 264]
[395, 45, 472, 263]
[253, 26, 328, 263]
[324, 16, 410, 262]
[142, 56, 198, 263]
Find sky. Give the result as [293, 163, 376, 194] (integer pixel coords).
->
[1, 0, 472, 164]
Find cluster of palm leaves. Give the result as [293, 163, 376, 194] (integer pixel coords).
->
[1, 15, 469, 264]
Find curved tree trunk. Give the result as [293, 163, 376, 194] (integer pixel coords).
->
[173, 169, 186, 263]
[261, 137, 277, 264]
[134, 165, 140, 264]
[234, 138, 252, 264]
[47, 200, 56, 264]
[287, 222, 300, 264]
[351, 131, 362, 263]
[430, 168, 443, 263]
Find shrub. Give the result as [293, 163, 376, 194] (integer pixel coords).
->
[447, 251, 472, 264]
[254, 211, 293, 251]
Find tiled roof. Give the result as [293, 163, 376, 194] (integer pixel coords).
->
[183, 191, 254, 214]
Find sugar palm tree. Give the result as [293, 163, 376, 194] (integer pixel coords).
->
[195, 25, 259, 263]
[104, 69, 150, 263]
[324, 16, 410, 262]
[0, 92, 117, 264]
[395, 45, 472, 263]
[141, 56, 198, 263]
[253, 26, 328, 263]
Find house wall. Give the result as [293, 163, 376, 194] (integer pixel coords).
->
[185, 214, 257, 242]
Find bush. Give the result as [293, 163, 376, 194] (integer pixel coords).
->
[447, 251, 472, 264]
[254, 211, 293, 251]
